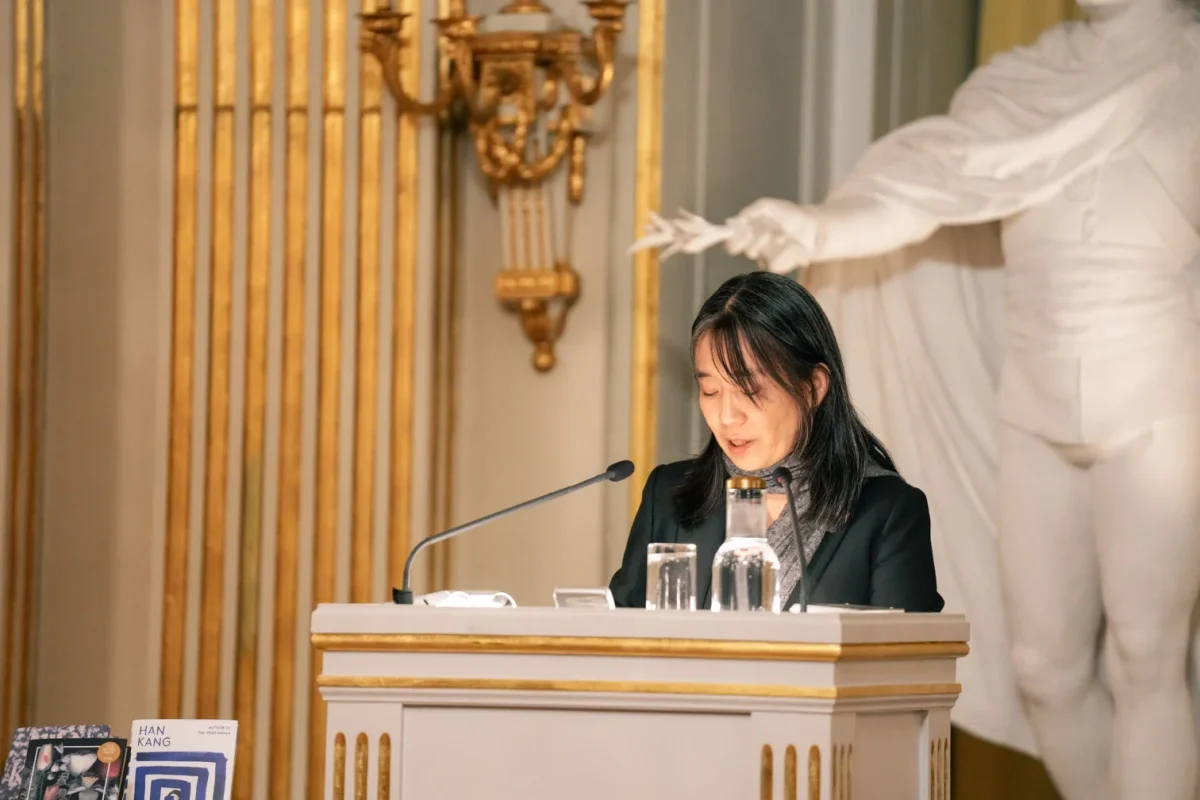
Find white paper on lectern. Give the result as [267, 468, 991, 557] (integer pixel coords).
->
[416, 590, 518, 608]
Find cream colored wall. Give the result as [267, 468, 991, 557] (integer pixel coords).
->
[448, 0, 637, 606]
[36, 0, 172, 728]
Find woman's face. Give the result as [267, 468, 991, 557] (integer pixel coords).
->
[694, 333, 803, 471]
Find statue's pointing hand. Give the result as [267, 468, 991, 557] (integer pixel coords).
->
[628, 199, 818, 274]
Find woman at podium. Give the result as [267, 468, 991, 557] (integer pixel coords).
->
[609, 271, 943, 613]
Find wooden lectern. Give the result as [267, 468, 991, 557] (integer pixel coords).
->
[312, 604, 968, 800]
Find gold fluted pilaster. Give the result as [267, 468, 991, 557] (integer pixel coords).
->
[197, 0, 238, 720]
[160, 0, 200, 720]
[233, 0, 273, 794]
[425, 0, 459, 590]
[308, 0, 345, 794]
[387, 0, 422, 590]
[19, 0, 44, 732]
[377, 733, 391, 799]
[270, 0, 310, 796]
[425, 116, 460, 592]
[354, 733, 368, 800]
[352, 0, 385, 603]
[332, 732, 347, 800]
[807, 745, 820, 800]
[784, 744, 797, 800]
[629, 0, 665, 516]
[2, 0, 35, 738]
[761, 744, 773, 800]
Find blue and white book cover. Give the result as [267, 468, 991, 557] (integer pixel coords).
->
[126, 721, 237, 800]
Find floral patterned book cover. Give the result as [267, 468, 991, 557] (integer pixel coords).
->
[14, 738, 128, 800]
[0, 728, 112, 800]
[126, 720, 238, 800]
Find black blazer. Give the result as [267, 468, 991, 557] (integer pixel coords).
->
[609, 460, 944, 612]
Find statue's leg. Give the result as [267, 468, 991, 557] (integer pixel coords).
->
[997, 422, 1111, 800]
[1094, 415, 1200, 800]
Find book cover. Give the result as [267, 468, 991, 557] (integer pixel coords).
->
[15, 738, 127, 800]
[127, 720, 237, 800]
[1, 727, 111, 800]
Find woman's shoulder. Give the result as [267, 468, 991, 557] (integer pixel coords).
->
[856, 473, 928, 514]
[648, 459, 694, 487]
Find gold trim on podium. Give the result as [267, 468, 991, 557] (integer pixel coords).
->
[310, 632, 968, 661]
[761, 744, 773, 800]
[807, 745, 820, 800]
[315, 675, 961, 700]
[784, 744, 797, 800]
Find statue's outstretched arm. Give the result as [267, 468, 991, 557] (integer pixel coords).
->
[632, 192, 941, 273]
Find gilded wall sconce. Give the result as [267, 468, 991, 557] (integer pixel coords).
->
[361, 0, 631, 372]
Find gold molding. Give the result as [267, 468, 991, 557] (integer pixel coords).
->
[233, 0, 273, 795]
[807, 745, 820, 800]
[273, 0, 310, 793]
[352, 0, 385, 603]
[198, 0, 238, 720]
[832, 743, 853, 800]
[18, 0, 43, 731]
[160, 0, 200, 720]
[310, 633, 969, 662]
[308, 0, 343, 793]
[930, 736, 949, 800]
[426, 108, 461, 593]
[2, 0, 27, 741]
[333, 733, 347, 800]
[629, 0, 665, 516]
[354, 733, 368, 800]
[784, 744, 797, 800]
[316, 675, 961, 700]
[3, 0, 42, 735]
[761, 744, 773, 800]
[377, 733, 391, 799]
[387, 0, 423, 590]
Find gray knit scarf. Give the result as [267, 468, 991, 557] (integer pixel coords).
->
[722, 451, 894, 605]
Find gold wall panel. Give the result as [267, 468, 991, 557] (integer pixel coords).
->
[161, 0, 200, 723]
[387, 0, 422, 590]
[160, 0, 423, 797]
[233, 0, 274, 796]
[629, 0, 665, 516]
[1, 0, 44, 739]
[197, 0, 237, 724]
[309, 0, 341, 793]
[352, 1, 383, 605]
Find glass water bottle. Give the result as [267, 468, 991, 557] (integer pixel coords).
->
[711, 476, 781, 613]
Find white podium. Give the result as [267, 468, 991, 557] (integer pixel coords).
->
[312, 603, 968, 800]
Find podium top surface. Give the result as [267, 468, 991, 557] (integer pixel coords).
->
[311, 603, 968, 646]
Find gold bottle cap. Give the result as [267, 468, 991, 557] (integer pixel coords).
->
[726, 476, 766, 491]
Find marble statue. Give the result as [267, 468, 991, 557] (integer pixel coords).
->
[634, 1, 1200, 798]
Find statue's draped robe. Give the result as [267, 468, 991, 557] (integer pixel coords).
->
[802, 10, 1200, 755]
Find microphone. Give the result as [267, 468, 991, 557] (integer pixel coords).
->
[772, 466, 811, 612]
[392, 460, 636, 605]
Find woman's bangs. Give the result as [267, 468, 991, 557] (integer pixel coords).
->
[708, 318, 761, 397]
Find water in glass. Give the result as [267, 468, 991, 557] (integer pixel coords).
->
[711, 476, 781, 613]
[646, 543, 697, 610]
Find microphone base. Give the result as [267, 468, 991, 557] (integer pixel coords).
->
[392, 587, 415, 605]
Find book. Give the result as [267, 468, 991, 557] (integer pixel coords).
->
[1, 727, 111, 800]
[15, 737, 128, 800]
[126, 720, 237, 800]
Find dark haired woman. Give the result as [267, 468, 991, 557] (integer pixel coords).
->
[609, 272, 942, 612]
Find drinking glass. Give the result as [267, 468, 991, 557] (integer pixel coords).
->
[646, 543, 697, 610]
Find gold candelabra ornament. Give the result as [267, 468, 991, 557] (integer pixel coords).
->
[361, 0, 632, 372]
